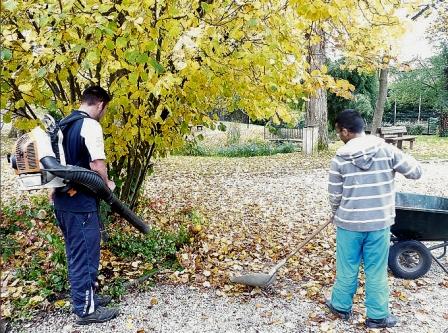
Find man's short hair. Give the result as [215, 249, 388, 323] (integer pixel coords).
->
[81, 86, 111, 105]
[335, 109, 365, 134]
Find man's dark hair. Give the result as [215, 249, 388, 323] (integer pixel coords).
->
[81, 86, 111, 105]
[335, 109, 365, 133]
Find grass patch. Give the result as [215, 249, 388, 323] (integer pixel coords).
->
[328, 135, 448, 160]
[174, 140, 299, 157]
[409, 135, 448, 160]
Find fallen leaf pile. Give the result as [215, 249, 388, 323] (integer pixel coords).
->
[138, 151, 448, 327]
[136, 153, 337, 294]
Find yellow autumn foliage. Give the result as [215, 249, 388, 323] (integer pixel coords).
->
[0, 0, 419, 202]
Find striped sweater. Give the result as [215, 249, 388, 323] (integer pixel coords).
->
[328, 135, 422, 232]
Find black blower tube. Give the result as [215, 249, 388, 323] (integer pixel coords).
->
[40, 156, 150, 234]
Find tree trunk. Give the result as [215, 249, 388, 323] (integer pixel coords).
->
[112, 142, 155, 209]
[306, 35, 328, 148]
[371, 68, 389, 134]
[306, 87, 328, 148]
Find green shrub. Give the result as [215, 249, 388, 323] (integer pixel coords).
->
[175, 141, 298, 157]
[394, 121, 427, 135]
[406, 123, 426, 135]
[1, 194, 194, 320]
[107, 277, 126, 299]
[216, 142, 297, 157]
[0, 212, 20, 262]
[1, 195, 69, 318]
[106, 226, 189, 263]
[173, 140, 210, 156]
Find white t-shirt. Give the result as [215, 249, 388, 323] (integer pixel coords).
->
[80, 118, 106, 161]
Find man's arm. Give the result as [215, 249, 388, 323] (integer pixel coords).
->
[90, 159, 115, 191]
[328, 158, 343, 214]
[390, 145, 422, 180]
[80, 119, 115, 190]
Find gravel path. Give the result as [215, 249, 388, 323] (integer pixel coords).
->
[8, 155, 448, 333]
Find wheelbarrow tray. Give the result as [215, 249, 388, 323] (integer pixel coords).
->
[392, 192, 448, 241]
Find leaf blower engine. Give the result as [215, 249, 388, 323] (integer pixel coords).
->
[8, 115, 150, 234]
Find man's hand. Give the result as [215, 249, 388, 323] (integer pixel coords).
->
[107, 180, 116, 191]
[90, 159, 115, 191]
[48, 189, 55, 203]
[90, 159, 115, 190]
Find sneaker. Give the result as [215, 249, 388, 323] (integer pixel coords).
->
[325, 299, 351, 320]
[95, 295, 112, 307]
[69, 295, 112, 307]
[365, 315, 398, 328]
[76, 306, 119, 325]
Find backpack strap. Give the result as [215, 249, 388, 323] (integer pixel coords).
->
[58, 111, 90, 131]
[51, 111, 90, 163]
[53, 111, 91, 194]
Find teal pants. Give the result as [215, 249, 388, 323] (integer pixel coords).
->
[331, 227, 390, 319]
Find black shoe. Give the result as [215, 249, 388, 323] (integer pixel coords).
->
[95, 295, 112, 307]
[365, 315, 398, 328]
[69, 294, 112, 307]
[76, 306, 119, 325]
[325, 299, 351, 320]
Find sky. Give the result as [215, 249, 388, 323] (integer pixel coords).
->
[397, 14, 435, 62]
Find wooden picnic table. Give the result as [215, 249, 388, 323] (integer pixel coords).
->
[377, 126, 416, 150]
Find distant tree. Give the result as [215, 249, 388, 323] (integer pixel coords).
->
[389, 51, 448, 113]
[327, 62, 378, 129]
[425, 1, 448, 47]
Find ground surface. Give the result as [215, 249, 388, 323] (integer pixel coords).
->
[2, 123, 448, 333]
[9, 157, 448, 333]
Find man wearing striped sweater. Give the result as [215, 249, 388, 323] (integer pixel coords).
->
[326, 109, 422, 329]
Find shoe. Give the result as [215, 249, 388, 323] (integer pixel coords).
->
[365, 315, 398, 328]
[325, 299, 351, 320]
[95, 295, 112, 307]
[76, 306, 119, 325]
[69, 295, 112, 307]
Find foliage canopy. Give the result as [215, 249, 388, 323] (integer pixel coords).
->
[1, 0, 415, 204]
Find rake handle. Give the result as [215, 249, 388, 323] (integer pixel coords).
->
[271, 217, 333, 273]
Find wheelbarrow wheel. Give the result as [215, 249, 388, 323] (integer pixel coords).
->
[388, 240, 432, 279]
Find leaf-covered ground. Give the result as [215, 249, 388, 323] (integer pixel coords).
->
[14, 154, 448, 333]
[2, 124, 448, 332]
[143, 154, 448, 299]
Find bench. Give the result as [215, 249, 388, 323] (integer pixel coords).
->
[377, 126, 416, 150]
[264, 126, 303, 144]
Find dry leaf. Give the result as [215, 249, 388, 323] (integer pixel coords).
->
[28, 295, 44, 305]
[319, 322, 335, 332]
[260, 311, 272, 318]
[54, 300, 67, 308]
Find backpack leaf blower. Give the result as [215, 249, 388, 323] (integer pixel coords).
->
[9, 115, 150, 234]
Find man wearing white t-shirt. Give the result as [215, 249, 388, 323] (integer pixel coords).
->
[53, 86, 119, 324]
